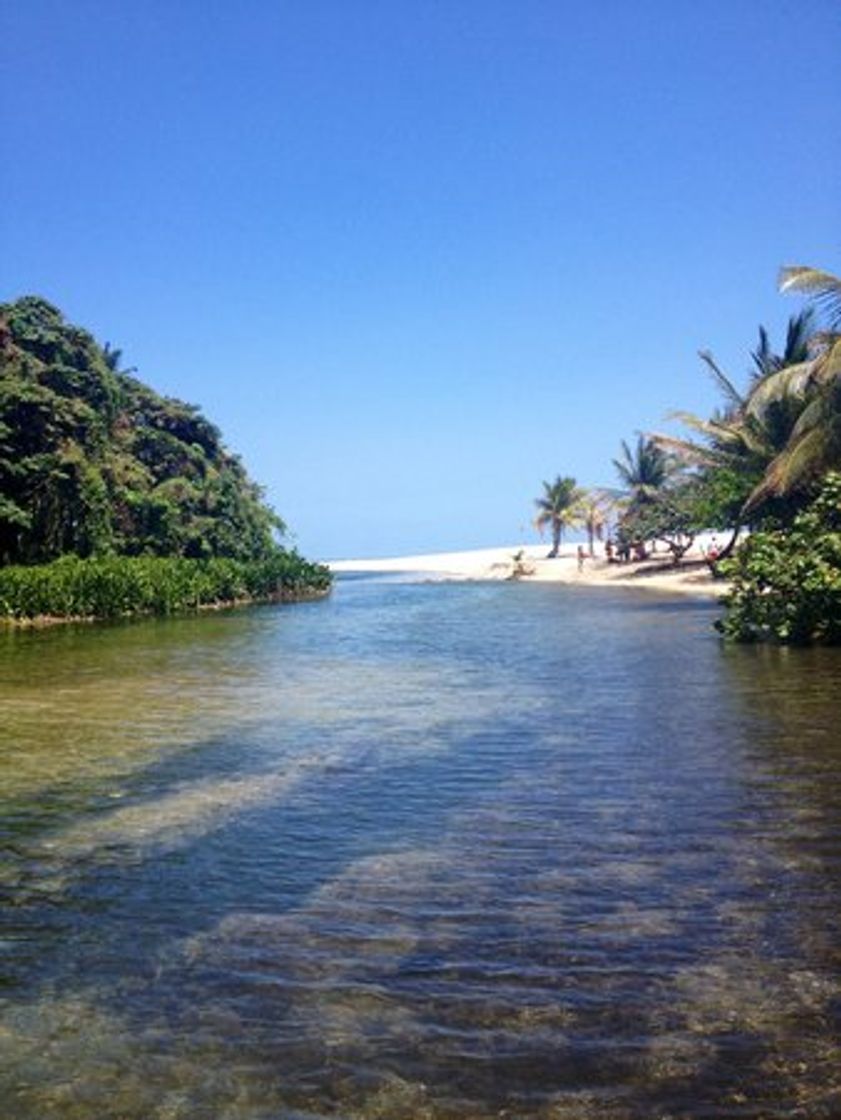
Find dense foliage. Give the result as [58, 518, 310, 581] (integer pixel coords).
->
[0, 296, 284, 565]
[717, 473, 841, 644]
[0, 552, 330, 622]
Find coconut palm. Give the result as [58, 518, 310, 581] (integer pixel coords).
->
[651, 313, 817, 523]
[637, 315, 821, 562]
[612, 436, 674, 508]
[575, 488, 616, 556]
[534, 476, 584, 558]
[742, 265, 841, 506]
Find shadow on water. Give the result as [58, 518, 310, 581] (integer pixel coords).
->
[3, 709, 558, 987]
[2, 580, 841, 1117]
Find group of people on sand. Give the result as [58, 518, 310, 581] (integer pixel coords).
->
[533, 533, 724, 579]
[576, 538, 645, 572]
[602, 538, 647, 565]
[579, 534, 723, 572]
[572, 540, 639, 573]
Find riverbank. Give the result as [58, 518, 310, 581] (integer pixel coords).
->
[1, 587, 333, 629]
[0, 553, 332, 625]
[330, 541, 730, 598]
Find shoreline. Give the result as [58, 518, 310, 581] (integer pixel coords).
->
[0, 586, 332, 629]
[329, 542, 730, 599]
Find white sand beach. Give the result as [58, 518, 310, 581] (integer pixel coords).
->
[329, 539, 731, 599]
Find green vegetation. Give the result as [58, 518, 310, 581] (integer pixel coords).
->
[615, 478, 699, 563]
[537, 255, 841, 643]
[612, 435, 676, 507]
[0, 553, 330, 622]
[0, 296, 284, 564]
[0, 296, 330, 620]
[533, 479, 618, 559]
[577, 489, 614, 557]
[534, 476, 585, 557]
[717, 473, 841, 644]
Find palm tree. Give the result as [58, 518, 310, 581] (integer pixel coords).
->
[742, 265, 841, 506]
[575, 488, 615, 556]
[612, 435, 674, 508]
[534, 476, 584, 557]
[650, 312, 817, 538]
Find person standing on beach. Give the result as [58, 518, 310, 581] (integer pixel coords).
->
[577, 545, 586, 573]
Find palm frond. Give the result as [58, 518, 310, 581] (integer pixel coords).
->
[745, 427, 830, 510]
[787, 394, 829, 443]
[745, 361, 815, 416]
[784, 309, 815, 363]
[810, 334, 841, 382]
[650, 432, 721, 468]
[666, 410, 743, 443]
[779, 266, 841, 329]
[749, 311, 815, 380]
[698, 350, 745, 409]
[779, 424, 841, 488]
[612, 454, 632, 485]
[736, 415, 778, 458]
[808, 330, 841, 354]
[666, 409, 712, 431]
[750, 325, 774, 378]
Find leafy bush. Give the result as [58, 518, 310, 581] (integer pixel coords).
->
[0, 552, 330, 622]
[717, 473, 841, 644]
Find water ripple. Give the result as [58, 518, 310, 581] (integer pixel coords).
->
[2, 582, 841, 1117]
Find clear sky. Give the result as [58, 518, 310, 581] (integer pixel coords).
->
[2, 1, 839, 559]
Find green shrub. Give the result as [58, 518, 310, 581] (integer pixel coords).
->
[717, 473, 841, 644]
[0, 551, 331, 622]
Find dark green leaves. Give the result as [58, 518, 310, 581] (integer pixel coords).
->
[0, 296, 288, 567]
[718, 473, 841, 644]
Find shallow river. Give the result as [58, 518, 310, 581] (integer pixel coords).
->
[2, 576, 841, 1119]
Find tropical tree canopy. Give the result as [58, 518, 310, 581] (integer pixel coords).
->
[534, 475, 584, 557]
[741, 264, 841, 507]
[612, 435, 674, 507]
[0, 296, 285, 565]
[651, 313, 817, 527]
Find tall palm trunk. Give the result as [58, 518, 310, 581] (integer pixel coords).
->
[550, 522, 561, 557]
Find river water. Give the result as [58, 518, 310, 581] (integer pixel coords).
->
[2, 576, 841, 1119]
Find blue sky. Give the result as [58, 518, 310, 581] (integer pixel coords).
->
[2, 1, 839, 559]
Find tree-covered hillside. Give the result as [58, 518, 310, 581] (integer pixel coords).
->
[0, 297, 284, 565]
